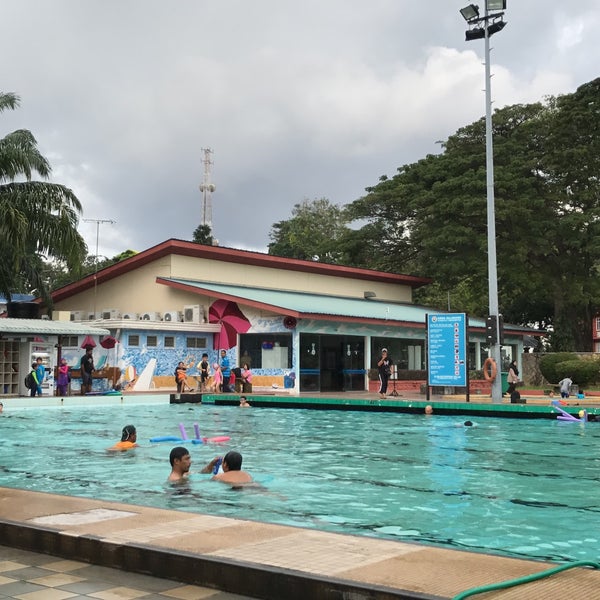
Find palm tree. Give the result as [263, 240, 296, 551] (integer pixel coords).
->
[0, 92, 87, 308]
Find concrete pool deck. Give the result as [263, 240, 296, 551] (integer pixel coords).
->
[1, 488, 599, 600]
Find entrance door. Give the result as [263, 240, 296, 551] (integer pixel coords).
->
[299, 334, 365, 392]
[320, 335, 345, 392]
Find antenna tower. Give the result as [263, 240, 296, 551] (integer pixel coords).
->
[199, 148, 216, 228]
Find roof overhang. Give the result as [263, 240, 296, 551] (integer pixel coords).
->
[157, 278, 538, 337]
[0, 319, 110, 337]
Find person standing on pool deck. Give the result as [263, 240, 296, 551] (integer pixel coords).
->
[558, 376, 573, 399]
[168, 446, 192, 482]
[34, 357, 45, 396]
[220, 349, 231, 393]
[377, 348, 393, 399]
[198, 353, 210, 391]
[80, 347, 94, 395]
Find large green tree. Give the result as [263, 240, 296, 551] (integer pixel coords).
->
[345, 79, 600, 350]
[0, 92, 87, 307]
[268, 198, 351, 262]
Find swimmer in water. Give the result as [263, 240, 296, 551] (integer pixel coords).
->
[107, 425, 139, 451]
[168, 446, 192, 482]
[201, 451, 253, 485]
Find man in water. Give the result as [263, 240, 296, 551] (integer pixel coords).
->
[168, 446, 192, 482]
[201, 451, 252, 484]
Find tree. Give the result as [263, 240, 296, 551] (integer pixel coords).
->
[345, 79, 600, 350]
[268, 198, 351, 262]
[192, 224, 214, 245]
[0, 92, 87, 307]
[44, 249, 139, 292]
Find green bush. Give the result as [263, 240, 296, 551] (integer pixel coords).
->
[539, 353, 578, 383]
[555, 359, 600, 387]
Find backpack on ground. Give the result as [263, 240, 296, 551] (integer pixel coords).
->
[24, 372, 35, 389]
[510, 390, 524, 404]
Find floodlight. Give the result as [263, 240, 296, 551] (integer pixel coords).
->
[486, 0, 506, 11]
[460, 4, 479, 21]
[465, 27, 486, 41]
[487, 19, 506, 36]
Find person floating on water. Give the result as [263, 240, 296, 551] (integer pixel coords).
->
[108, 424, 139, 451]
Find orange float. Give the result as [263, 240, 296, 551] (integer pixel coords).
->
[482, 358, 497, 382]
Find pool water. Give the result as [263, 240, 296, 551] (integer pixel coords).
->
[1, 404, 599, 563]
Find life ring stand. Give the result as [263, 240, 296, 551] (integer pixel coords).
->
[483, 358, 497, 382]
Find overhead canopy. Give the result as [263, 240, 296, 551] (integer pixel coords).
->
[0, 319, 110, 336]
[157, 278, 535, 334]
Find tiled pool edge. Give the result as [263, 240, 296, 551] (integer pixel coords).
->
[202, 394, 600, 419]
[0, 515, 440, 600]
[2, 488, 599, 599]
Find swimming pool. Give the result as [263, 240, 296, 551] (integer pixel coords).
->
[1, 403, 598, 563]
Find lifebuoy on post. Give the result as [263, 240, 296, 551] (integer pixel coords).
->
[483, 358, 497, 382]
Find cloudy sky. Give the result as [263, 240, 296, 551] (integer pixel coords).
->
[2, 1, 598, 258]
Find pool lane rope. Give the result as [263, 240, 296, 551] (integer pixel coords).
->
[452, 560, 600, 600]
[149, 423, 231, 444]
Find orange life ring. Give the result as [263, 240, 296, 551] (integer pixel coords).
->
[483, 358, 497, 382]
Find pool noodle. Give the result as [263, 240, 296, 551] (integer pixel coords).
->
[194, 423, 201, 440]
[552, 402, 580, 421]
[179, 423, 188, 440]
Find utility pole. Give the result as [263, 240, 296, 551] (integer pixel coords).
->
[83, 218, 116, 316]
[460, 1, 507, 403]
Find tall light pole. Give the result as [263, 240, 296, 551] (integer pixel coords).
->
[460, 1, 507, 403]
[83, 218, 116, 316]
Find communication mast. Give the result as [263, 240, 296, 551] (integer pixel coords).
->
[199, 148, 216, 228]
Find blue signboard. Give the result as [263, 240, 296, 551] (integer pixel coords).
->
[427, 313, 467, 386]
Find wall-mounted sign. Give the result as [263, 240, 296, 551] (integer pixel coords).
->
[427, 313, 467, 387]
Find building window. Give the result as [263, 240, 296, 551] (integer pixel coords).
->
[129, 334, 140, 347]
[186, 337, 207, 349]
[239, 333, 292, 369]
[370, 338, 425, 371]
[164, 336, 175, 348]
[147, 335, 157, 347]
[62, 336, 78, 347]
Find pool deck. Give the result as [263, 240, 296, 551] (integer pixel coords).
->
[2, 391, 600, 598]
[1, 488, 599, 600]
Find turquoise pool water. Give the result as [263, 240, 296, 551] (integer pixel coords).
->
[1, 404, 598, 562]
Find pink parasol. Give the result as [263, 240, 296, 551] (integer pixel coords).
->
[208, 299, 251, 350]
[99, 336, 118, 349]
[80, 335, 97, 349]
[99, 336, 119, 373]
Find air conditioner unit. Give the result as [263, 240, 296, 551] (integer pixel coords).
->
[141, 312, 160, 321]
[87, 312, 98, 321]
[70, 311, 83, 321]
[183, 304, 201, 323]
[122, 312, 138, 320]
[163, 310, 181, 323]
[101, 309, 121, 320]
